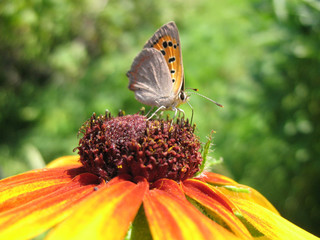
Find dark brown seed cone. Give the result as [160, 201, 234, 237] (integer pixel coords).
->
[77, 113, 202, 182]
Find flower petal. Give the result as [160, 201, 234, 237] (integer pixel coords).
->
[183, 179, 236, 212]
[198, 172, 279, 214]
[216, 184, 279, 214]
[152, 178, 186, 201]
[198, 172, 238, 185]
[46, 175, 148, 240]
[232, 198, 319, 240]
[0, 166, 86, 211]
[46, 155, 82, 168]
[144, 180, 240, 240]
[0, 173, 102, 240]
[182, 179, 252, 239]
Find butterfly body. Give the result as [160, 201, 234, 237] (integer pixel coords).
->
[127, 21, 187, 116]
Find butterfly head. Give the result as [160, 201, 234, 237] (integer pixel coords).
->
[175, 90, 189, 108]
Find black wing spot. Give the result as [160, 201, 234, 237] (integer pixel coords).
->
[168, 41, 173, 47]
[162, 41, 168, 48]
[171, 69, 175, 74]
[153, 38, 159, 45]
[172, 79, 175, 83]
[174, 44, 177, 49]
[161, 50, 166, 55]
[168, 57, 176, 63]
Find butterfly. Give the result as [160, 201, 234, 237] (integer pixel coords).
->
[127, 21, 222, 120]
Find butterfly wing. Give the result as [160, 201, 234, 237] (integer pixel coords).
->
[127, 48, 173, 107]
[144, 21, 185, 96]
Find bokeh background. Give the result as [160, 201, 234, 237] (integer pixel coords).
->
[1, 0, 319, 236]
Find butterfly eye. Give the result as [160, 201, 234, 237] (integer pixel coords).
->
[179, 92, 186, 101]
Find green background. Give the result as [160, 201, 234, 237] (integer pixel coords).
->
[1, 0, 319, 237]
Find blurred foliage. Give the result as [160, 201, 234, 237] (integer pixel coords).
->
[0, 0, 319, 236]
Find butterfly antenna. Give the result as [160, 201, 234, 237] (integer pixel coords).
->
[186, 88, 199, 92]
[187, 91, 224, 108]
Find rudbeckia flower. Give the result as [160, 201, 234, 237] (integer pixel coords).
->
[0, 113, 318, 240]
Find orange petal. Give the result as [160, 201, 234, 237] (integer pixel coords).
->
[183, 179, 236, 212]
[46, 176, 148, 240]
[152, 178, 186, 201]
[182, 179, 252, 239]
[0, 166, 86, 211]
[197, 172, 279, 214]
[144, 182, 240, 240]
[217, 184, 279, 214]
[0, 173, 102, 240]
[232, 198, 319, 240]
[46, 155, 82, 168]
[197, 172, 238, 185]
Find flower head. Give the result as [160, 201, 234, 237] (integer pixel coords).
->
[0, 113, 318, 240]
[77, 113, 201, 182]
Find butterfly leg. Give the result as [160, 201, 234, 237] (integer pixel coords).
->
[176, 108, 185, 119]
[147, 105, 166, 120]
[145, 107, 155, 117]
[168, 108, 178, 124]
[186, 101, 194, 124]
[158, 111, 164, 119]
[170, 108, 185, 124]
